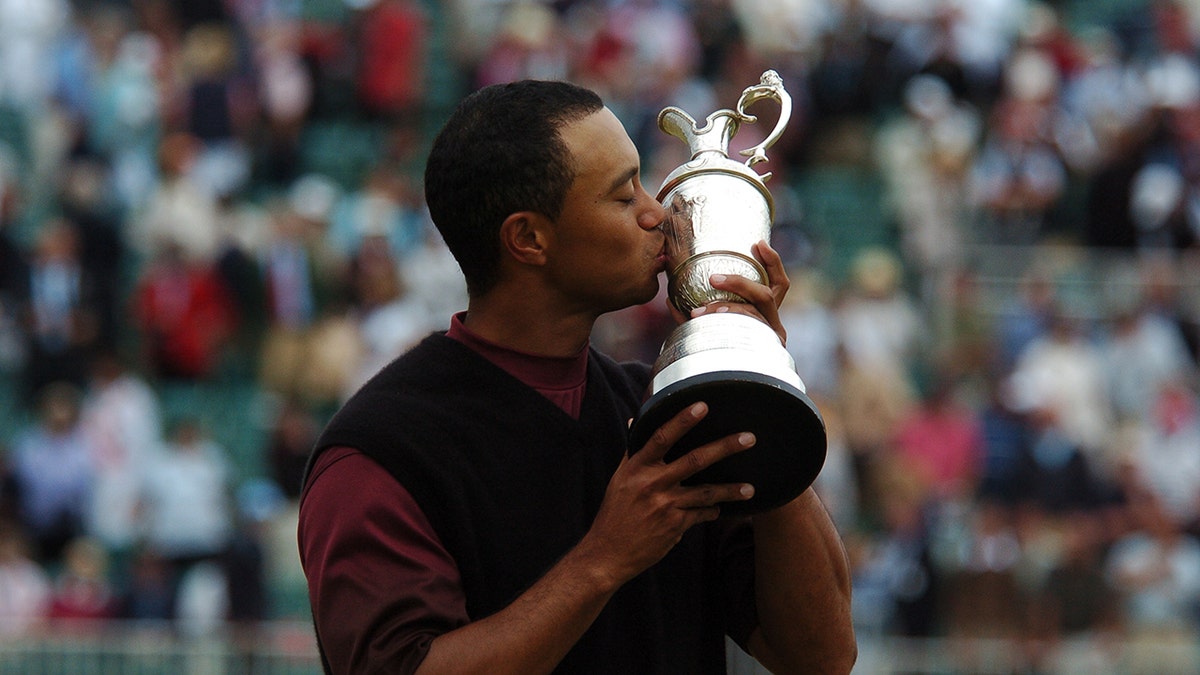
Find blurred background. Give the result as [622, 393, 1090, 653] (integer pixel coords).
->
[0, 0, 1199, 672]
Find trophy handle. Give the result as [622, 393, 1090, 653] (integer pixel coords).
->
[735, 70, 792, 177]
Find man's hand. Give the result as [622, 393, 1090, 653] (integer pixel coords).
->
[574, 401, 756, 588]
[669, 240, 791, 345]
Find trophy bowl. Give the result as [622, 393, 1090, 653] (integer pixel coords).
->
[628, 70, 827, 515]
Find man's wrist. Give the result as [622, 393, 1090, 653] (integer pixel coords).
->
[560, 540, 626, 597]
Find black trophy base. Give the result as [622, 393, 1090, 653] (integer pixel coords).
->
[628, 370, 827, 516]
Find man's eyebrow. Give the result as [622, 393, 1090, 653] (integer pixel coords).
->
[603, 166, 639, 196]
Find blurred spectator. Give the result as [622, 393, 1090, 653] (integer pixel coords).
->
[0, 148, 26, 372]
[1106, 489, 1200, 672]
[1009, 310, 1112, 457]
[591, 286, 676, 365]
[47, 536, 118, 625]
[79, 349, 161, 551]
[133, 241, 238, 381]
[254, 188, 362, 404]
[1026, 513, 1120, 672]
[222, 479, 281, 624]
[10, 382, 96, 563]
[0, 450, 20, 527]
[0, 0, 70, 112]
[118, 547, 173, 621]
[341, 232, 435, 399]
[809, 393, 859, 534]
[934, 269, 995, 393]
[838, 343, 917, 520]
[131, 132, 222, 265]
[399, 223, 471, 322]
[137, 417, 234, 619]
[976, 376, 1032, 505]
[252, 22, 313, 188]
[874, 73, 980, 290]
[939, 500, 1025, 643]
[1010, 386, 1110, 515]
[1124, 378, 1200, 527]
[836, 246, 923, 374]
[892, 373, 984, 502]
[475, 0, 569, 88]
[851, 460, 941, 638]
[779, 268, 840, 399]
[179, 23, 253, 199]
[1100, 280, 1196, 424]
[267, 399, 321, 501]
[15, 219, 100, 404]
[85, 26, 164, 211]
[0, 525, 50, 638]
[57, 159, 124, 349]
[968, 48, 1068, 244]
[993, 265, 1057, 374]
[1139, 253, 1200, 362]
[355, 0, 427, 123]
[326, 165, 424, 262]
[1061, 25, 1149, 176]
[257, 203, 342, 401]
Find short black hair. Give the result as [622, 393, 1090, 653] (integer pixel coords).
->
[424, 80, 604, 297]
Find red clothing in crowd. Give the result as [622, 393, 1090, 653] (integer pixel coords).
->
[133, 261, 237, 379]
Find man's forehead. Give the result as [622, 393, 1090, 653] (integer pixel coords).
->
[562, 108, 639, 180]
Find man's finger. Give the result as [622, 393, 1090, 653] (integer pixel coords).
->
[676, 482, 756, 510]
[752, 239, 790, 304]
[636, 402, 709, 463]
[705, 273, 787, 346]
[664, 431, 756, 483]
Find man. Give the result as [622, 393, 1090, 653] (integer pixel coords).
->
[299, 79, 855, 674]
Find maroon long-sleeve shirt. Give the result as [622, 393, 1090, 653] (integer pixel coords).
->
[299, 313, 591, 673]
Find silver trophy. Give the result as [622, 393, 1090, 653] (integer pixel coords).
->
[629, 71, 826, 515]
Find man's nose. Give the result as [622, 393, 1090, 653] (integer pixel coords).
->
[639, 195, 668, 231]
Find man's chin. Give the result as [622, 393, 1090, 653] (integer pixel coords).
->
[600, 279, 661, 315]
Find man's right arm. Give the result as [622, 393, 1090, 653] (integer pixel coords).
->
[301, 402, 755, 675]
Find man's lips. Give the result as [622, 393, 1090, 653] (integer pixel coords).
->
[654, 246, 670, 272]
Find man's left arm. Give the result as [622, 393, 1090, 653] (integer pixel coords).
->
[746, 489, 855, 674]
[699, 241, 856, 673]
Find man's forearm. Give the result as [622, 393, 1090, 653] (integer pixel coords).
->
[414, 543, 621, 675]
[749, 488, 856, 674]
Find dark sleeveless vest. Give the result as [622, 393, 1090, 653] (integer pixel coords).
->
[309, 334, 757, 673]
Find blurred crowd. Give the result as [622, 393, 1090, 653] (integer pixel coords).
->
[0, 0, 1199, 669]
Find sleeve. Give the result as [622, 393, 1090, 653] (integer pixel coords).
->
[298, 446, 469, 674]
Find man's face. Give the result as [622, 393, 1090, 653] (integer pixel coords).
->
[546, 107, 668, 314]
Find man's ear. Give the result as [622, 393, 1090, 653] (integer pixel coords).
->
[499, 211, 551, 266]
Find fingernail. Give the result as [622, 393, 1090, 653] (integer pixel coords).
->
[690, 402, 707, 418]
[738, 432, 755, 447]
[711, 274, 727, 284]
[691, 305, 707, 317]
[740, 484, 755, 498]
[715, 306, 729, 313]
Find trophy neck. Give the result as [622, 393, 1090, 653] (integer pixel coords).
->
[656, 160, 776, 221]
